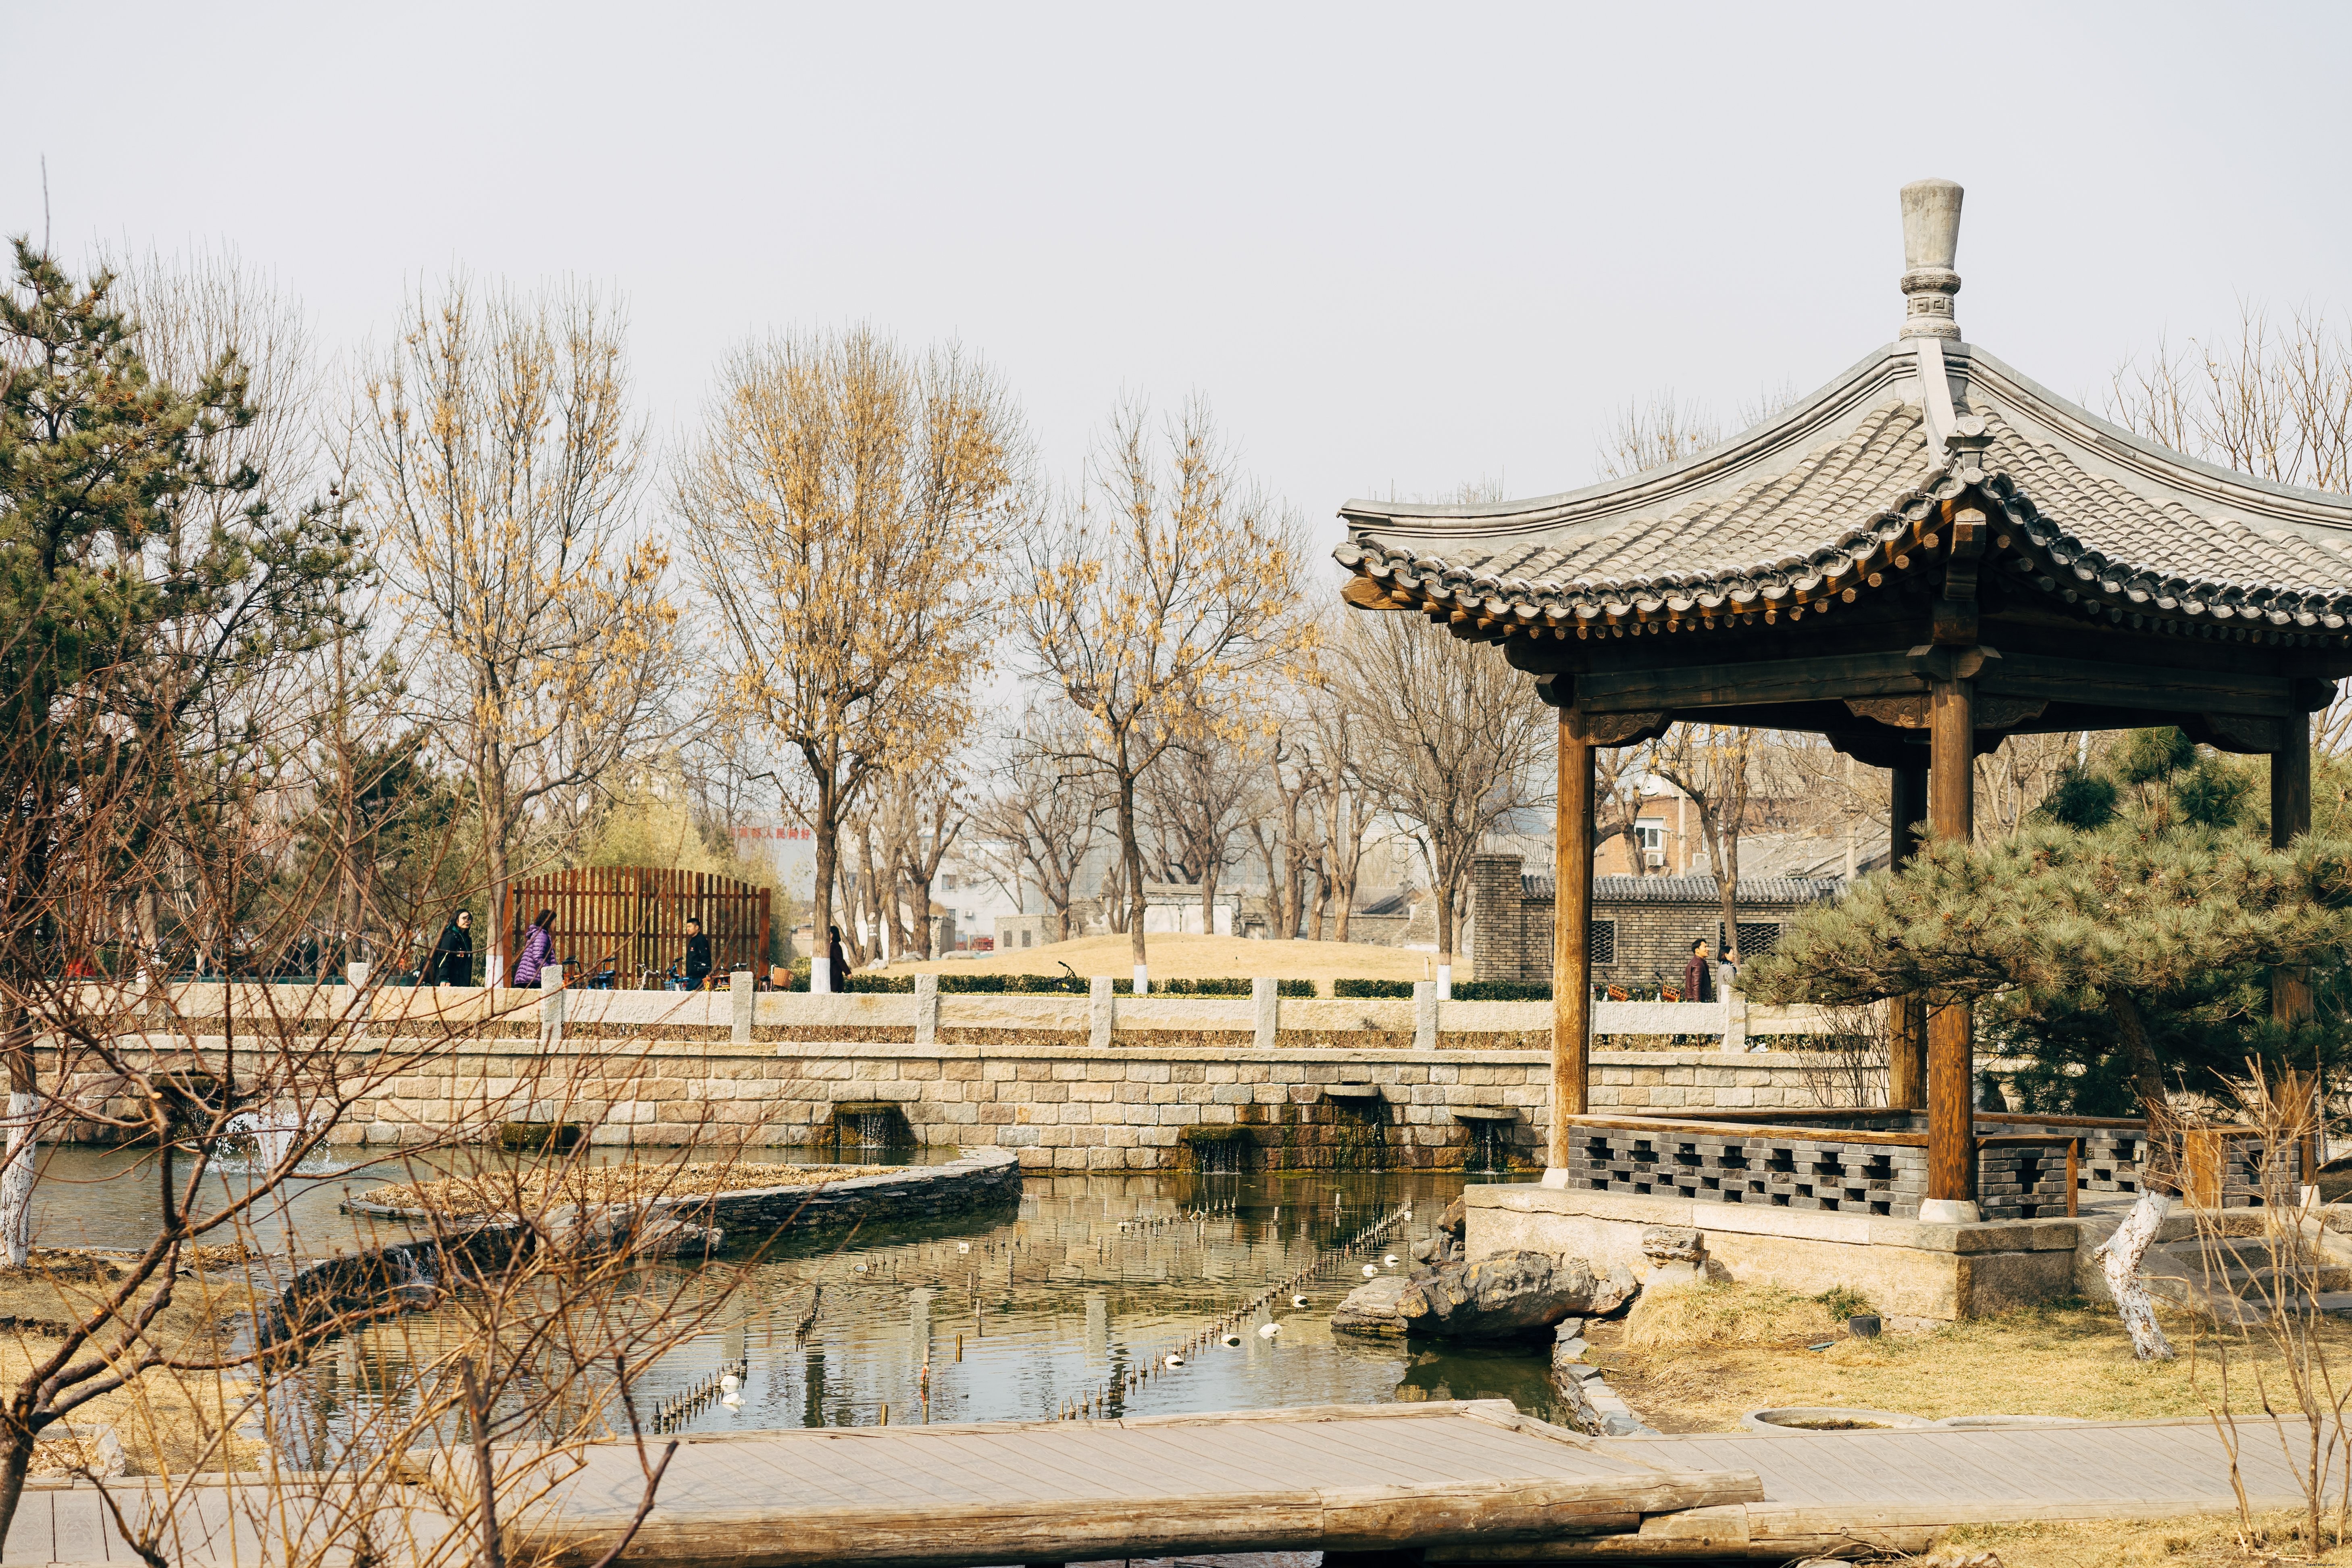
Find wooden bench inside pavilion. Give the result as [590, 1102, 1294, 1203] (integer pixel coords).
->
[1335, 179, 2352, 1315]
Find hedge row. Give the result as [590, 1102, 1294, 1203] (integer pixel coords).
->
[1332, 978, 1558, 1002]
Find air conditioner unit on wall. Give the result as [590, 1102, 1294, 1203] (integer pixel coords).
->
[1643, 850, 1665, 869]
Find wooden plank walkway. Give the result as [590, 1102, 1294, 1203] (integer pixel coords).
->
[1435, 1414, 2352, 1561]
[520, 1402, 1755, 1567]
[2, 1406, 2337, 1564]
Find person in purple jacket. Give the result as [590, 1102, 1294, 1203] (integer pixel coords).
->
[514, 908, 556, 987]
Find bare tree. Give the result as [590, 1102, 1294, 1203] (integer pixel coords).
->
[881, 771, 964, 961]
[362, 277, 680, 985]
[676, 329, 1026, 989]
[1647, 725, 1760, 964]
[1020, 398, 1308, 985]
[1594, 747, 1651, 875]
[970, 714, 1103, 943]
[2113, 305, 2352, 748]
[1306, 700, 1377, 941]
[1144, 716, 1261, 931]
[1596, 392, 1720, 479]
[1333, 609, 1550, 987]
[1246, 728, 1323, 943]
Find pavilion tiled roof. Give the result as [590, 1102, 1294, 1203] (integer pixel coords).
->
[1518, 872, 1846, 905]
[1336, 344, 2352, 649]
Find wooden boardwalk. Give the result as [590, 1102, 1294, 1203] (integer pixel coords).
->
[0, 1404, 2339, 1564]
[1440, 1414, 2352, 1562]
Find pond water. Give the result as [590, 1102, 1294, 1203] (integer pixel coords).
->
[24, 1147, 1569, 1444]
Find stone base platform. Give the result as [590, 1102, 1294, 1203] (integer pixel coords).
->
[1464, 1181, 2081, 1322]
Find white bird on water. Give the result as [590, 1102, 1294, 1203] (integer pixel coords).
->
[1258, 1322, 1281, 1339]
[1291, 1294, 1308, 1308]
[1383, 1254, 1399, 1266]
[1362, 1264, 1378, 1277]
[1222, 1333, 1241, 1347]
[957, 1241, 970, 1253]
[720, 1374, 740, 1393]
[1165, 1353, 1184, 1368]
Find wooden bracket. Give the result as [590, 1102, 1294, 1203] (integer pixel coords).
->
[2294, 677, 2341, 714]
[2185, 712, 2291, 755]
[1571, 709, 1673, 747]
[1907, 643, 1998, 683]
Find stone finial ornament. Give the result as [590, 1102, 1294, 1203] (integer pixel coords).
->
[1898, 178, 1964, 341]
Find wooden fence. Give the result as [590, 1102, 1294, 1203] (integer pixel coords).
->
[500, 867, 770, 987]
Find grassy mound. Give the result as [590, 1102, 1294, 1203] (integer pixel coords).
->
[369, 1161, 895, 1217]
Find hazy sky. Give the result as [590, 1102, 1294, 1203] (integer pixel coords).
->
[11, 2, 2351, 558]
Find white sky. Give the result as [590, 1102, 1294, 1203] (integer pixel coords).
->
[12, 2, 2352, 564]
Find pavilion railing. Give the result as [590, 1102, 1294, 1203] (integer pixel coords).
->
[1568, 1108, 2297, 1222]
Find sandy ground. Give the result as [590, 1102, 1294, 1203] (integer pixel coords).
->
[870, 933, 1441, 987]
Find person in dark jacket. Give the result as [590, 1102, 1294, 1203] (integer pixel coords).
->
[514, 909, 556, 988]
[826, 925, 849, 993]
[1681, 937, 1713, 1004]
[682, 918, 713, 990]
[433, 911, 474, 987]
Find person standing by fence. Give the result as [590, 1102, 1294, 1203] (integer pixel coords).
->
[1681, 937, 1713, 1004]
[514, 909, 556, 988]
[433, 911, 474, 986]
[682, 917, 712, 990]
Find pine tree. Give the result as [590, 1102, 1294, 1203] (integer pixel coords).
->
[0, 240, 355, 1256]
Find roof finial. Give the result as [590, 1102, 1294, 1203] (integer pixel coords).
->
[1898, 179, 1963, 341]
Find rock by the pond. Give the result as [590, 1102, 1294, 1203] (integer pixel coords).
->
[1332, 1251, 1636, 1340]
[1330, 1273, 1414, 1336]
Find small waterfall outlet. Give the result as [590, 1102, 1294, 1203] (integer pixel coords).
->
[828, 1102, 913, 1156]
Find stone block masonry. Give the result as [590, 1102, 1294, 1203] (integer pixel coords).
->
[43, 1030, 1856, 1174]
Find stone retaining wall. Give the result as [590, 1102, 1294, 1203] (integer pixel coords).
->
[347, 1146, 1024, 1232]
[43, 1034, 1853, 1172]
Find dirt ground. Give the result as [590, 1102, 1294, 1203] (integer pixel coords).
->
[869, 933, 1440, 986]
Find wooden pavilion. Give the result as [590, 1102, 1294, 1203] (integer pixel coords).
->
[1336, 180, 2352, 1222]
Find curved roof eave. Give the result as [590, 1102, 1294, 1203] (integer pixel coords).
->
[1957, 346, 2352, 534]
[1338, 344, 1910, 539]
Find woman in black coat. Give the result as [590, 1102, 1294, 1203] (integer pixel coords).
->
[432, 911, 474, 986]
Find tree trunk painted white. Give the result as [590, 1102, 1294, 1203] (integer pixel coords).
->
[0, 1093, 37, 1269]
[2094, 1187, 2175, 1361]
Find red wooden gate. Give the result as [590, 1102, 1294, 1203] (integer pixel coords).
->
[501, 868, 771, 987]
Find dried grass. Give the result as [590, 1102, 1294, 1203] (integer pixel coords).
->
[1937, 1509, 2352, 1565]
[1599, 1293, 2352, 1438]
[369, 1161, 895, 1217]
[1621, 1281, 1842, 1353]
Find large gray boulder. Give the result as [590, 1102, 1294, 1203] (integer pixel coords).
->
[1330, 1273, 1414, 1337]
[1332, 1251, 1636, 1341]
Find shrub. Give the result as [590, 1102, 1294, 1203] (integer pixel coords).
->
[858, 973, 1317, 997]
[1334, 979, 1415, 999]
[1451, 980, 1552, 1002]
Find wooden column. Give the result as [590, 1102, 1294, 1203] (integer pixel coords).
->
[1886, 760, 1929, 1110]
[1550, 714, 1597, 1170]
[1926, 679, 1977, 1212]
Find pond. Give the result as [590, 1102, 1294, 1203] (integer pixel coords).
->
[309, 1160, 1568, 1442]
[24, 1147, 1569, 1447]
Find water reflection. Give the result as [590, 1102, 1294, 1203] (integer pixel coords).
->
[315, 1165, 1563, 1443]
